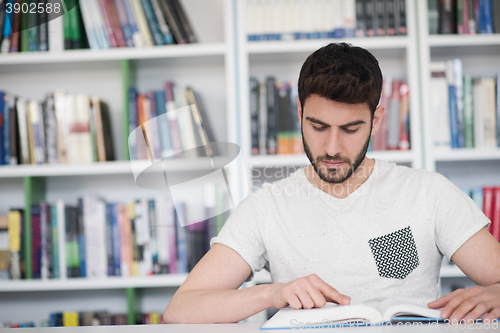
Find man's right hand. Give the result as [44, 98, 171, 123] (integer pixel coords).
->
[268, 274, 351, 310]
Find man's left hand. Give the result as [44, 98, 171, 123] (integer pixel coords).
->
[428, 284, 500, 322]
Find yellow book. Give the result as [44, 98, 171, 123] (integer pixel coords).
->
[63, 312, 79, 326]
[8, 211, 21, 252]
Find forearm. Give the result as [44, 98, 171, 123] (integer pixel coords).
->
[163, 283, 274, 324]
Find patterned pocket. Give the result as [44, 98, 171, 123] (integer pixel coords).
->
[368, 226, 420, 280]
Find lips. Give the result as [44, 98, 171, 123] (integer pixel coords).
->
[322, 160, 344, 168]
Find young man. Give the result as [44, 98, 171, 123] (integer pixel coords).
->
[164, 43, 500, 324]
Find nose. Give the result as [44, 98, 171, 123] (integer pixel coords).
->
[323, 129, 343, 158]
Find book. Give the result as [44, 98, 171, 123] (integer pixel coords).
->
[260, 300, 443, 329]
[490, 187, 500, 241]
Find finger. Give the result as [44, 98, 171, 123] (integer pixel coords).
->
[304, 283, 327, 308]
[282, 291, 302, 310]
[309, 275, 350, 305]
[442, 287, 482, 319]
[428, 289, 462, 309]
[463, 301, 491, 322]
[481, 308, 500, 322]
[293, 284, 315, 309]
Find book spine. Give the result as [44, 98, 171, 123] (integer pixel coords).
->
[491, 187, 500, 241]
[497, 74, 500, 147]
[398, 83, 410, 150]
[364, 0, 375, 36]
[105, 203, 114, 276]
[266, 77, 277, 155]
[50, 205, 59, 279]
[166, 200, 176, 274]
[79, 0, 101, 49]
[43, 94, 58, 164]
[77, 198, 86, 278]
[387, 80, 401, 149]
[250, 78, 260, 155]
[439, 0, 457, 34]
[0, 92, 4, 166]
[159, 0, 186, 43]
[56, 200, 66, 279]
[355, 0, 366, 36]
[473, 78, 484, 148]
[175, 203, 188, 274]
[111, 203, 121, 276]
[479, 0, 493, 33]
[484, 187, 494, 234]
[98, 0, 119, 47]
[129, 0, 154, 46]
[105, 0, 126, 47]
[164, 82, 183, 154]
[154, 91, 173, 158]
[452, 59, 465, 148]
[150, 0, 173, 44]
[481, 78, 497, 147]
[122, 0, 141, 46]
[170, 0, 196, 42]
[40, 202, 48, 279]
[113, 0, 134, 47]
[463, 74, 474, 148]
[89, 0, 112, 48]
[31, 204, 41, 279]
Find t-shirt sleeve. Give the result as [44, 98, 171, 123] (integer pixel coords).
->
[210, 191, 268, 281]
[430, 173, 491, 261]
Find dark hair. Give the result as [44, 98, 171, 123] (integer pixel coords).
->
[297, 42, 383, 116]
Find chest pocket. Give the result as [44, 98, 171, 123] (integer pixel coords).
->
[368, 226, 420, 280]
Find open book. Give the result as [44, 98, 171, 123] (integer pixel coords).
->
[261, 299, 443, 329]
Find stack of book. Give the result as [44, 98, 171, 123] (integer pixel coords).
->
[0, 91, 115, 166]
[430, 60, 500, 150]
[0, 0, 197, 53]
[1, 185, 229, 280]
[463, 186, 500, 242]
[369, 78, 411, 151]
[128, 82, 215, 161]
[249, 77, 303, 155]
[246, 0, 407, 41]
[428, 0, 500, 35]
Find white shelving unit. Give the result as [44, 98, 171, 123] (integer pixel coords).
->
[0, 0, 238, 325]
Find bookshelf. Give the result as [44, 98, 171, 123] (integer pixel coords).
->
[0, 0, 238, 326]
[1, 0, 498, 327]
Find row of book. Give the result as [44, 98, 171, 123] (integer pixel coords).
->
[246, 0, 407, 41]
[428, 0, 500, 35]
[249, 77, 303, 155]
[370, 78, 410, 151]
[0, 0, 197, 53]
[0, 311, 164, 328]
[463, 186, 500, 241]
[430, 60, 500, 150]
[128, 82, 215, 161]
[0, 186, 229, 280]
[0, 91, 115, 166]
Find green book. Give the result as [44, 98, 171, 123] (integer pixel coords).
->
[20, 0, 29, 52]
[27, 0, 38, 52]
[68, 4, 82, 49]
[62, 7, 72, 49]
[463, 74, 475, 148]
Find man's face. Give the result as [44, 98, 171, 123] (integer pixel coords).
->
[300, 94, 373, 184]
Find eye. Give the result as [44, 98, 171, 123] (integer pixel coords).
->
[312, 125, 327, 132]
[343, 128, 358, 134]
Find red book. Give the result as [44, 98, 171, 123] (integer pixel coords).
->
[483, 187, 495, 235]
[106, 0, 126, 47]
[98, 0, 119, 48]
[490, 187, 500, 241]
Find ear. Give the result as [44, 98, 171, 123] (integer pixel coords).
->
[370, 105, 385, 136]
[297, 97, 302, 127]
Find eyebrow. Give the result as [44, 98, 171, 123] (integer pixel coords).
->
[305, 117, 366, 128]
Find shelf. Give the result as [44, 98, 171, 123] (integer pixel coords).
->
[0, 274, 189, 292]
[428, 34, 500, 47]
[245, 36, 410, 54]
[0, 157, 226, 178]
[0, 43, 227, 65]
[433, 148, 500, 162]
[249, 151, 414, 168]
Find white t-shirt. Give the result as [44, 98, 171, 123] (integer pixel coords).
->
[211, 159, 490, 305]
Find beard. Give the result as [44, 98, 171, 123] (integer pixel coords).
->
[302, 127, 372, 184]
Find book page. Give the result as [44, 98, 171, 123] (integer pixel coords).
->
[376, 299, 443, 322]
[261, 303, 384, 329]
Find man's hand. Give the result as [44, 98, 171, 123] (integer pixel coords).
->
[268, 274, 351, 310]
[428, 284, 500, 322]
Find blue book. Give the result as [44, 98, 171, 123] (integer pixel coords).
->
[122, 0, 140, 46]
[175, 202, 188, 274]
[139, 0, 164, 45]
[77, 199, 86, 278]
[105, 203, 114, 276]
[0, 91, 4, 166]
[128, 88, 138, 160]
[154, 90, 173, 158]
[111, 203, 121, 276]
[448, 85, 459, 148]
[114, 0, 134, 47]
[50, 205, 59, 279]
[3, 93, 9, 165]
[479, 0, 494, 33]
[2, 0, 13, 39]
[472, 188, 484, 211]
